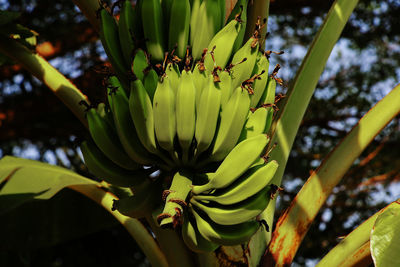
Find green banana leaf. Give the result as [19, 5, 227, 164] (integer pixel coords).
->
[0, 156, 168, 267]
[317, 198, 400, 266]
[269, 0, 360, 187]
[0, 189, 117, 250]
[0, 10, 37, 50]
[249, 0, 360, 265]
[0, 156, 98, 214]
[370, 201, 400, 267]
[266, 82, 400, 265]
[0, 10, 37, 65]
[0, 156, 118, 250]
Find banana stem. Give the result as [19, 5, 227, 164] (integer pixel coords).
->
[159, 171, 193, 227]
[0, 35, 89, 128]
[71, 0, 101, 33]
[68, 184, 169, 267]
[146, 214, 196, 267]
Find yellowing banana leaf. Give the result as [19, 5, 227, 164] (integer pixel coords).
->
[266, 82, 400, 265]
[0, 156, 98, 214]
[371, 201, 400, 267]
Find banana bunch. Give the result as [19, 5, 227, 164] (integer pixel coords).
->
[185, 135, 279, 249]
[97, 0, 226, 76]
[81, 0, 284, 250]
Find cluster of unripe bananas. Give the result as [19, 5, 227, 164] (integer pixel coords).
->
[80, 0, 281, 252]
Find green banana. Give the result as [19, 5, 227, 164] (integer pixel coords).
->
[253, 76, 277, 135]
[165, 62, 181, 95]
[192, 61, 209, 116]
[176, 70, 196, 163]
[161, 0, 174, 36]
[230, 36, 260, 89]
[131, 49, 149, 81]
[264, 107, 274, 134]
[133, 0, 144, 41]
[86, 104, 139, 170]
[129, 79, 158, 154]
[193, 161, 278, 205]
[191, 1, 207, 60]
[192, 0, 221, 60]
[218, 70, 233, 110]
[258, 75, 276, 106]
[226, 0, 247, 54]
[153, 75, 176, 152]
[209, 86, 251, 162]
[190, 186, 271, 225]
[217, 0, 225, 27]
[168, 0, 191, 59]
[106, 84, 116, 120]
[189, 0, 202, 46]
[192, 134, 270, 194]
[143, 68, 158, 101]
[203, 13, 242, 71]
[141, 0, 165, 62]
[80, 140, 151, 187]
[250, 52, 270, 108]
[209, 0, 223, 33]
[118, 0, 137, 66]
[182, 212, 220, 253]
[250, 156, 268, 168]
[238, 107, 271, 141]
[110, 82, 155, 165]
[107, 75, 128, 101]
[194, 76, 221, 157]
[112, 179, 161, 218]
[98, 7, 128, 78]
[158, 171, 193, 228]
[99, 101, 114, 125]
[191, 207, 261, 246]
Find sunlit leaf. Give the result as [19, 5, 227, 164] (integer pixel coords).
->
[371, 201, 400, 267]
[0, 23, 38, 50]
[0, 156, 96, 214]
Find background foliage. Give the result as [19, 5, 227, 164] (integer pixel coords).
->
[1, 0, 399, 266]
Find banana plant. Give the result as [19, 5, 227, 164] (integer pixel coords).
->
[0, 0, 399, 266]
